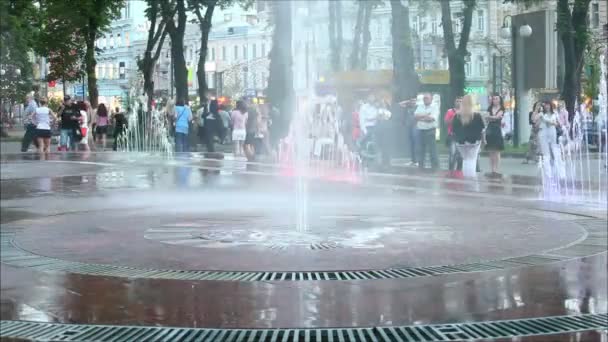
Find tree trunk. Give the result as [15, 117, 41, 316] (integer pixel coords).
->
[557, 0, 591, 122]
[196, 3, 216, 108]
[328, 0, 338, 71]
[85, 24, 98, 108]
[336, 0, 343, 71]
[360, 2, 373, 70]
[390, 0, 419, 103]
[440, 0, 474, 109]
[142, 51, 155, 109]
[166, 0, 188, 103]
[267, 0, 294, 144]
[350, 2, 365, 70]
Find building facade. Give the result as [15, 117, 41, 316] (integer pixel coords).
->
[94, 1, 148, 109]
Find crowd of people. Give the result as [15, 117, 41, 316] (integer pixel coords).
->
[17, 89, 587, 182]
[163, 97, 271, 160]
[21, 94, 129, 155]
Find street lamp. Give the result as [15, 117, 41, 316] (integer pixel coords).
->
[502, 14, 532, 147]
[501, 15, 532, 39]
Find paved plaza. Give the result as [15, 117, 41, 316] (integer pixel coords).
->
[0, 151, 606, 341]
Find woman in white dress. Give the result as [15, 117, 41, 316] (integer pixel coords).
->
[539, 101, 565, 180]
[77, 101, 90, 151]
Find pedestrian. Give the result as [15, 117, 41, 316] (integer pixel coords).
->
[201, 99, 223, 152]
[231, 100, 248, 156]
[414, 93, 439, 171]
[485, 94, 505, 178]
[523, 101, 542, 164]
[58, 96, 80, 151]
[33, 97, 56, 154]
[539, 101, 565, 180]
[218, 103, 231, 144]
[77, 101, 90, 151]
[244, 104, 259, 161]
[376, 99, 393, 168]
[399, 98, 418, 166]
[173, 98, 193, 153]
[112, 107, 128, 151]
[453, 95, 485, 178]
[21, 94, 39, 152]
[95, 103, 110, 150]
[444, 97, 462, 175]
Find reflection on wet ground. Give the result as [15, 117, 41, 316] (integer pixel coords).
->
[0, 152, 606, 340]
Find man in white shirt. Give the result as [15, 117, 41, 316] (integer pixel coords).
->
[21, 94, 39, 152]
[359, 94, 378, 137]
[414, 93, 439, 170]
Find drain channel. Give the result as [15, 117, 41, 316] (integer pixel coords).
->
[1, 313, 606, 341]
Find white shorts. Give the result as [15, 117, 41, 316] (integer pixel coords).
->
[232, 129, 246, 141]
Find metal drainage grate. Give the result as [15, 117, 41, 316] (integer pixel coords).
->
[1, 313, 606, 341]
[1, 223, 606, 282]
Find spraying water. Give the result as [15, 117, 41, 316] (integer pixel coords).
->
[538, 50, 608, 206]
[115, 87, 174, 155]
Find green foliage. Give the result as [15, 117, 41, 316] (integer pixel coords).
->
[0, 0, 39, 104]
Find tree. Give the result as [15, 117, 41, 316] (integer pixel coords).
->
[138, 0, 171, 110]
[507, 0, 593, 121]
[439, 0, 475, 109]
[328, 0, 344, 72]
[78, 0, 124, 108]
[267, 0, 294, 144]
[35, 0, 85, 93]
[0, 0, 38, 107]
[190, 0, 217, 109]
[35, 0, 123, 108]
[161, 0, 188, 103]
[390, 0, 419, 103]
[349, 0, 379, 70]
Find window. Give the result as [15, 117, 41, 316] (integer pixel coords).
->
[431, 19, 437, 35]
[243, 45, 248, 59]
[234, 45, 238, 60]
[477, 10, 484, 31]
[412, 19, 418, 33]
[222, 46, 226, 61]
[108, 63, 114, 79]
[119, 62, 125, 79]
[592, 3, 599, 28]
[477, 55, 485, 76]
[125, 3, 130, 18]
[211, 48, 215, 60]
[109, 35, 114, 49]
[253, 43, 257, 58]
[116, 33, 121, 47]
[465, 61, 471, 77]
[262, 43, 266, 57]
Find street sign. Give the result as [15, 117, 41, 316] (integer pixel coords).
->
[245, 88, 256, 97]
[74, 84, 87, 97]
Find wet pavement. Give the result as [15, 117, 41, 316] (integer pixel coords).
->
[0, 152, 606, 341]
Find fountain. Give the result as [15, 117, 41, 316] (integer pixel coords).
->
[114, 87, 174, 155]
[538, 49, 607, 206]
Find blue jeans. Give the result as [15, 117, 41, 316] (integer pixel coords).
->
[60, 128, 75, 150]
[417, 128, 439, 170]
[175, 132, 189, 153]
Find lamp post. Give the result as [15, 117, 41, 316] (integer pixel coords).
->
[501, 14, 532, 147]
